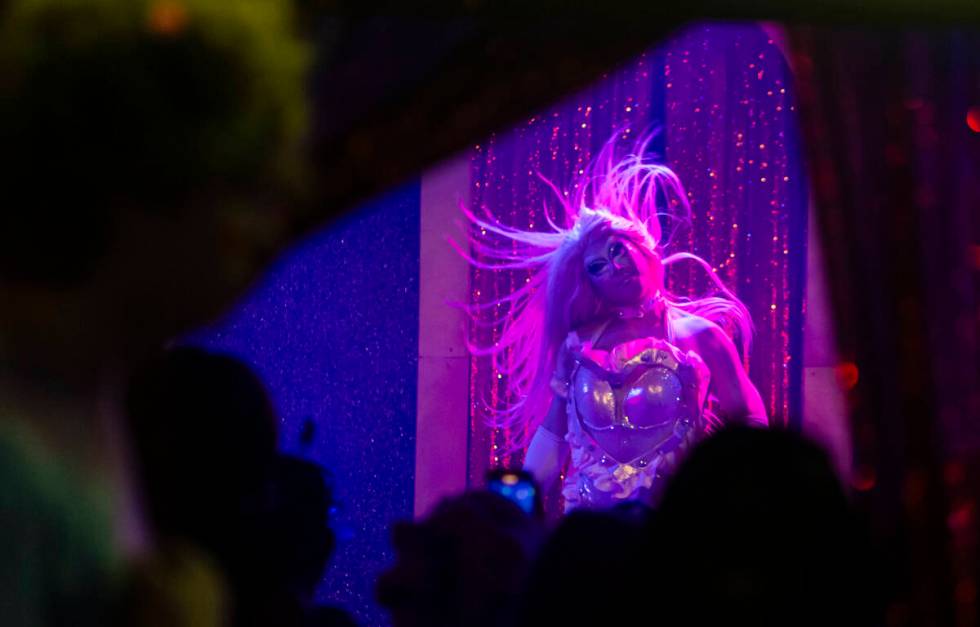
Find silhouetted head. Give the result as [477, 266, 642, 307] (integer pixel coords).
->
[378, 491, 544, 627]
[125, 347, 278, 561]
[647, 426, 878, 626]
[259, 455, 337, 602]
[517, 505, 650, 627]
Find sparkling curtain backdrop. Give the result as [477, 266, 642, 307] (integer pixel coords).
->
[467, 23, 807, 491]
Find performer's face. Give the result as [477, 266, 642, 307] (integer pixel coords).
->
[583, 232, 657, 306]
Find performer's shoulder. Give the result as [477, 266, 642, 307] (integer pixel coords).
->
[672, 314, 743, 369]
[669, 311, 724, 341]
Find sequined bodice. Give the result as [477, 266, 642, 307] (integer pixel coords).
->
[557, 307, 716, 511]
[570, 338, 707, 465]
[573, 345, 698, 429]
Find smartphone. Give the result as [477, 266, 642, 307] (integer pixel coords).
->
[486, 468, 541, 516]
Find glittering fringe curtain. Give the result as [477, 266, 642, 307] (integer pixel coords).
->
[661, 25, 807, 431]
[467, 23, 808, 493]
[790, 26, 980, 627]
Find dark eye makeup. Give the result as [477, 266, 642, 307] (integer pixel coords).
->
[586, 237, 634, 277]
[586, 261, 607, 276]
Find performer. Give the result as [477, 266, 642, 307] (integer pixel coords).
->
[462, 135, 768, 511]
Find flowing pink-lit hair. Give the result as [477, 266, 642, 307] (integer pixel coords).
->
[456, 134, 752, 451]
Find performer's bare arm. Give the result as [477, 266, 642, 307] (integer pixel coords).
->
[523, 398, 569, 489]
[523, 343, 572, 488]
[686, 318, 769, 428]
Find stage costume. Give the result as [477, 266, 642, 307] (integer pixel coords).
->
[548, 304, 711, 510]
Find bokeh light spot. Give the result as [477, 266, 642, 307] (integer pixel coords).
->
[148, 0, 189, 37]
[852, 464, 877, 491]
[967, 107, 980, 133]
[835, 361, 860, 390]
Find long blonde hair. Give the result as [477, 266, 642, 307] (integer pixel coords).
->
[458, 134, 752, 450]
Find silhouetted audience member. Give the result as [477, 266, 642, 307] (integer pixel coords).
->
[248, 455, 356, 627]
[124, 347, 355, 627]
[516, 502, 650, 627]
[646, 426, 881, 627]
[377, 491, 545, 627]
[126, 348, 278, 575]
